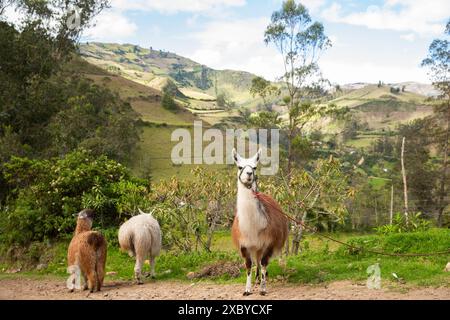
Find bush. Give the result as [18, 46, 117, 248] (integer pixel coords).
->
[375, 212, 431, 235]
[0, 149, 150, 245]
[161, 92, 178, 111]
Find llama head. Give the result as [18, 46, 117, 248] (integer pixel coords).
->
[232, 148, 261, 188]
[77, 208, 95, 225]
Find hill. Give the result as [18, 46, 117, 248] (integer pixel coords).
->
[75, 43, 438, 172]
[79, 42, 259, 108]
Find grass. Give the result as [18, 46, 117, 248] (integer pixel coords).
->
[131, 124, 232, 180]
[1, 229, 449, 287]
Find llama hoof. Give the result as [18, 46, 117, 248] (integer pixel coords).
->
[137, 281, 144, 285]
[260, 291, 267, 296]
[243, 291, 252, 296]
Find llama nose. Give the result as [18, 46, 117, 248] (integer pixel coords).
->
[246, 171, 253, 177]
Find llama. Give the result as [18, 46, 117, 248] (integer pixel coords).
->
[231, 149, 288, 295]
[118, 209, 162, 284]
[67, 209, 107, 293]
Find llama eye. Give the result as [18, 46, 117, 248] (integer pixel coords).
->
[238, 166, 243, 170]
[252, 167, 257, 170]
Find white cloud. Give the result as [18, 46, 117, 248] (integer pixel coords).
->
[321, 0, 450, 35]
[400, 33, 416, 42]
[111, 0, 246, 14]
[299, 0, 326, 13]
[182, 18, 284, 81]
[320, 59, 429, 84]
[84, 10, 138, 42]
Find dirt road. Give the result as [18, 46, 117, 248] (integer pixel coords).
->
[0, 277, 449, 300]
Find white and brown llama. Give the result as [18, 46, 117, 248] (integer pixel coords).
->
[231, 149, 288, 296]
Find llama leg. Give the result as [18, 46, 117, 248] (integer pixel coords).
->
[82, 273, 88, 291]
[149, 256, 156, 279]
[134, 255, 144, 284]
[96, 258, 105, 291]
[86, 271, 97, 293]
[241, 247, 252, 296]
[260, 247, 273, 295]
[255, 262, 261, 286]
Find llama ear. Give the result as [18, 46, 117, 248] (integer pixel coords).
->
[232, 148, 239, 164]
[253, 148, 262, 164]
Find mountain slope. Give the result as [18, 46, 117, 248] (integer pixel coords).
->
[79, 42, 258, 109]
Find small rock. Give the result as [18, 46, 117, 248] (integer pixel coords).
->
[36, 263, 47, 271]
[6, 267, 21, 274]
[104, 293, 109, 297]
[444, 262, 450, 272]
[106, 271, 117, 276]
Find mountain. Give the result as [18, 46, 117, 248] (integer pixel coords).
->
[71, 43, 441, 177]
[78, 42, 258, 110]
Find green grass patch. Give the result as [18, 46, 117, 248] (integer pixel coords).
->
[1, 229, 448, 287]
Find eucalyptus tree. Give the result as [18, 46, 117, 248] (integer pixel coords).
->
[421, 19, 449, 227]
[250, 76, 280, 111]
[264, 0, 333, 175]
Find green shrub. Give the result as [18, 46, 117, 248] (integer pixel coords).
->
[0, 149, 150, 245]
[161, 92, 178, 111]
[375, 212, 431, 235]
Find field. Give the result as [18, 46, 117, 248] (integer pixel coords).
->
[1, 229, 449, 299]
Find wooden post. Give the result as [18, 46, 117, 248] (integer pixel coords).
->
[390, 184, 394, 225]
[401, 137, 409, 223]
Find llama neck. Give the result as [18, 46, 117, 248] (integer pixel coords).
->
[75, 219, 92, 235]
[236, 180, 265, 220]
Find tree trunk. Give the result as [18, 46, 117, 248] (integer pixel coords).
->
[401, 136, 409, 223]
[436, 105, 449, 227]
[374, 198, 379, 226]
[291, 211, 307, 255]
[390, 184, 394, 224]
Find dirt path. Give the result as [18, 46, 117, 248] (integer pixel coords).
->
[0, 277, 449, 300]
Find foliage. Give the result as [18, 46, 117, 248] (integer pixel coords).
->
[247, 111, 281, 129]
[161, 92, 179, 111]
[264, 0, 333, 172]
[0, 149, 149, 245]
[375, 213, 432, 235]
[0, 15, 140, 164]
[250, 76, 280, 109]
[148, 168, 234, 252]
[421, 19, 449, 227]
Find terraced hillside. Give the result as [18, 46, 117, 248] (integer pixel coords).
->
[79, 42, 262, 109]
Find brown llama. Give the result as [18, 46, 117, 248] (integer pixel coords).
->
[231, 149, 288, 296]
[67, 209, 107, 293]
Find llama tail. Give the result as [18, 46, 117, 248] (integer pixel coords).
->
[66, 265, 82, 290]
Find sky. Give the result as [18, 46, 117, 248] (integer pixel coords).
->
[7, 0, 450, 84]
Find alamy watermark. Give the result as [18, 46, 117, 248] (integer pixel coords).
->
[171, 121, 280, 175]
[366, 263, 381, 289]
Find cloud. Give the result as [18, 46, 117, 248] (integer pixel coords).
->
[400, 33, 416, 42]
[299, 0, 326, 13]
[111, 0, 246, 14]
[321, 0, 450, 35]
[84, 10, 138, 42]
[183, 18, 284, 81]
[320, 59, 429, 84]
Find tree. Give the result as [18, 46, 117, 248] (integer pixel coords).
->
[264, 0, 334, 176]
[250, 76, 280, 110]
[421, 19, 450, 226]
